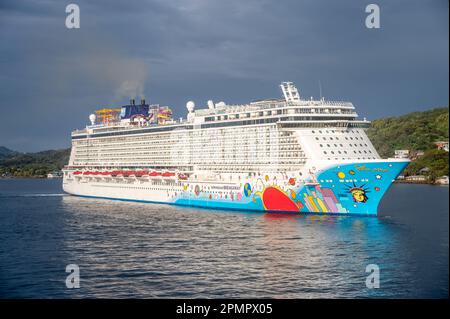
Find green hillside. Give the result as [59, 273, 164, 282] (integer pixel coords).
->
[0, 148, 70, 177]
[367, 107, 448, 157]
[367, 107, 448, 180]
[0, 146, 19, 160]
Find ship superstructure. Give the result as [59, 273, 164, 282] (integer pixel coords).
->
[63, 82, 409, 215]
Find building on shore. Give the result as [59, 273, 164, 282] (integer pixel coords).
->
[434, 141, 449, 152]
[47, 171, 62, 179]
[410, 150, 425, 160]
[435, 176, 449, 185]
[404, 175, 429, 183]
[394, 150, 410, 159]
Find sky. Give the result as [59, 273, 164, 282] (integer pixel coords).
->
[0, 0, 448, 152]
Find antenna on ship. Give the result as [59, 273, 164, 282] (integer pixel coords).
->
[319, 80, 323, 100]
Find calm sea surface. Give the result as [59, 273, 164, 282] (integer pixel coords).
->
[0, 179, 448, 298]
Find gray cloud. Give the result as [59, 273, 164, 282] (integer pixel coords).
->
[0, 0, 448, 151]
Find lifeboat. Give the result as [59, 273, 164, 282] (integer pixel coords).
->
[83, 171, 91, 175]
[149, 171, 160, 177]
[162, 172, 175, 177]
[73, 171, 82, 175]
[111, 170, 121, 177]
[178, 173, 188, 180]
[136, 170, 148, 177]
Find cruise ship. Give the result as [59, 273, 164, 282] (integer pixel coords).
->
[62, 82, 409, 215]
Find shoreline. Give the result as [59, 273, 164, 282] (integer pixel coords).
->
[394, 180, 448, 186]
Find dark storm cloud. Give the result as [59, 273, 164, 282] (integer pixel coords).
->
[0, 0, 448, 151]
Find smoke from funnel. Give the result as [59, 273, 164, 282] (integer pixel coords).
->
[109, 57, 148, 102]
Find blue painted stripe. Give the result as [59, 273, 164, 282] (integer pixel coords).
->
[64, 192, 377, 217]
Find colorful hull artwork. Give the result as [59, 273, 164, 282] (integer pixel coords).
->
[174, 161, 409, 216]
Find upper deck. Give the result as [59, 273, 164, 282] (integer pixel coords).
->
[71, 82, 369, 139]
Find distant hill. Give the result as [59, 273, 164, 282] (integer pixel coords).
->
[0, 148, 70, 177]
[367, 107, 449, 180]
[367, 107, 449, 158]
[0, 146, 19, 160]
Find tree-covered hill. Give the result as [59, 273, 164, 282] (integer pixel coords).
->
[367, 107, 448, 180]
[0, 148, 70, 177]
[367, 107, 449, 158]
[0, 146, 19, 160]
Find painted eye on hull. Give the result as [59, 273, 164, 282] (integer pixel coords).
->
[262, 187, 300, 212]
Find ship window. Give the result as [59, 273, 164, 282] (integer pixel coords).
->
[323, 151, 327, 154]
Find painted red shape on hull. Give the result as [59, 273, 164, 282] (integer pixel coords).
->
[262, 187, 299, 212]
